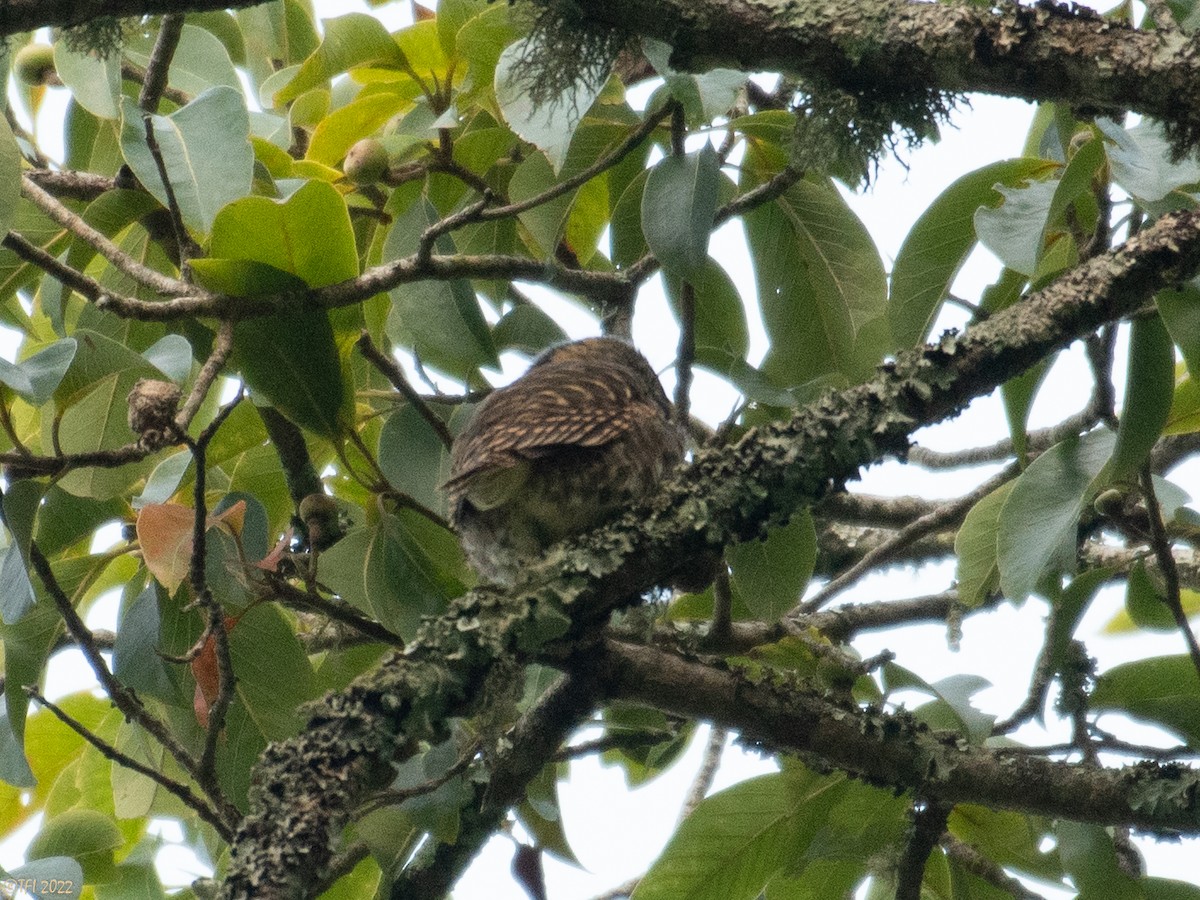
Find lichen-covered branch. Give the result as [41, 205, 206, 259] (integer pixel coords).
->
[0, 0, 269, 36]
[218, 207, 1200, 899]
[567, 0, 1200, 148]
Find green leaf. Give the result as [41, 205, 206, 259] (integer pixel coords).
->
[665, 258, 750, 364]
[643, 39, 745, 124]
[1097, 118, 1200, 203]
[307, 88, 412, 166]
[377, 403, 449, 516]
[1056, 821, 1140, 899]
[319, 511, 463, 641]
[0, 480, 42, 624]
[28, 809, 122, 884]
[1121, 559, 1177, 631]
[890, 158, 1054, 346]
[276, 13, 408, 105]
[997, 428, 1115, 602]
[119, 87, 254, 235]
[495, 39, 603, 171]
[384, 198, 499, 379]
[206, 180, 358, 436]
[974, 179, 1058, 277]
[728, 513, 817, 622]
[508, 150, 575, 257]
[113, 584, 180, 704]
[0, 117, 21, 246]
[0, 708, 35, 788]
[230, 603, 317, 741]
[20, 339, 78, 405]
[124, 23, 241, 97]
[1108, 313, 1174, 480]
[54, 44, 121, 119]
[744, 170, 887, 385]
[491, 304, 569, 356]
[632, 770, 847, 900]
[1092, 655, 1200, 745]
[954, 480, 1016, 608]
[642, 144, 721, 279]
[141, 334, 193, 384]
[1157, 287, 1200, 380]
[110, 721, 165, 820]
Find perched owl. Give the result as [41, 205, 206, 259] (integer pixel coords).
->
[444, 337, 685, 585]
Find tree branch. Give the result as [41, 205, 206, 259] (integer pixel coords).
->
[218, 206, 1200, 899]
[569, 0, 1200, 144]
[0, 0, 270, 36]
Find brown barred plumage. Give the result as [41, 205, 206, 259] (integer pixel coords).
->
[445, 337, 684, 585]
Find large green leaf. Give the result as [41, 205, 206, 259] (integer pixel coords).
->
[54, 44, 121, 119]
[384, 197, 499, 379]
[954, 480, 1016, 609]
[119, 87, 253, 235]
[1091, 655, 1200, 745]
[275, 13, 408, 105]
[728, 513, 817, 622]
[889, 158, 1053, 347]
[631, 770, 848, 900]
[642, 144, 721, 280]
[1107, 313, 1174, 481]
[494, 39, 603, 171]
[997, 428, 1114, 603]
[0, 117, 21, 245]
[319, 510, 464, 641]
[744, 170, 887, 385]
[1157, 286, 1200, 380]
[230, 603, 317, 741]
[123, 23, 241, 97]
[203, 180, 358, 437]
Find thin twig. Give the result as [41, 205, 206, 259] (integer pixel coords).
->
[801, 463, 1019, 612]
[143, 114, 195, 270]
[20, 176, 199, 298]
[27, 539, 238, 826]
[679, 726, 726, 821]
[907, 405, 1101, 469]
[25, 686, 233, 839]
[266, 575, 406, 647]
[123, 61, 189, 108]
[708, 567, 732, 645]
[176, 321, 235, 432]
[895, 800, 953, 900]
[674, 281, 695, 424]
[417, 194, 491, 265]
[356, 331, 454, 449]
[477, 102, 674, 223]
[186, 392, 247, 784]
[1140, 464, 1200, 680]
[3, 231, 109, 303]
[941, 835, 1043, 899]
[138, 13, 185, 114]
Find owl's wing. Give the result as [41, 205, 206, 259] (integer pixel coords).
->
[445, 363, 653, 490]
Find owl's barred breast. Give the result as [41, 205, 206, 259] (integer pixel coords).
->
[445, 338, 684, 586]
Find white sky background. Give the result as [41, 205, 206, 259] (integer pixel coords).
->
[8, 0, 1200, 897]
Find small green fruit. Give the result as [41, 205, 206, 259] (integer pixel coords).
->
[14, 43, 57, 86]
[344, 138, 389, 185]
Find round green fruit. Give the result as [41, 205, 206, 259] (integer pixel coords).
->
[344, 138, 389, 185]
[14, 43, 56, 86]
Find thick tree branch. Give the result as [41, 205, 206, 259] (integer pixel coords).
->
[601, 640, 1200, 832]
[0, 0, 269, 36]
[219, 207, 1200, 899]
[571, 0, 1200, 144]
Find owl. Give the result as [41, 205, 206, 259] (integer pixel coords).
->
[444, 337, 685, 586]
